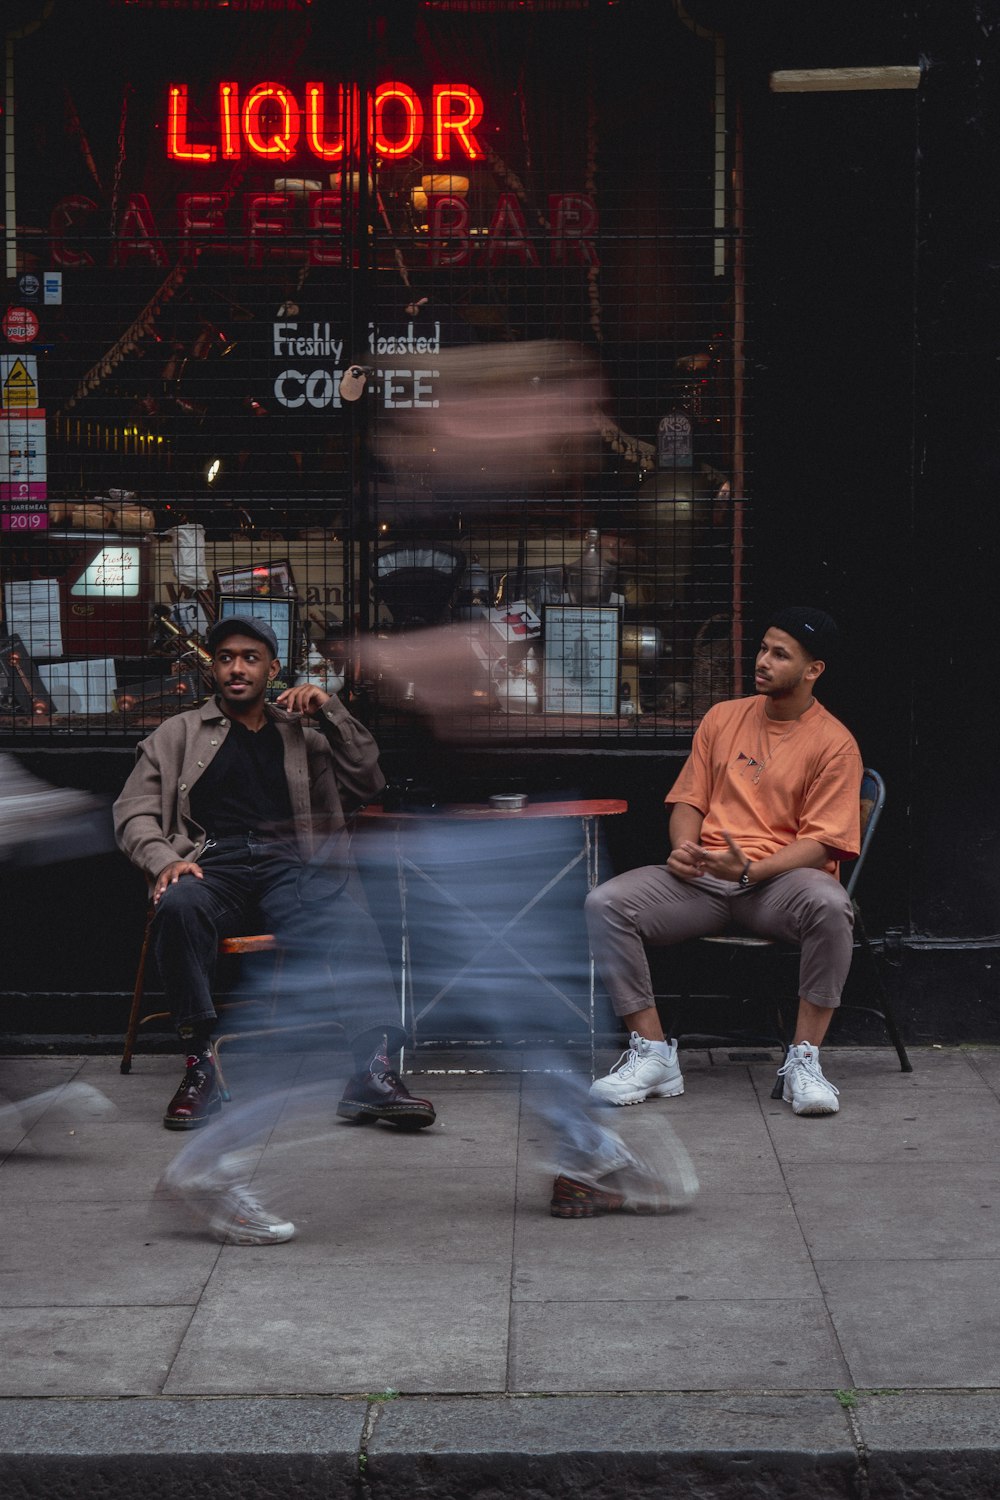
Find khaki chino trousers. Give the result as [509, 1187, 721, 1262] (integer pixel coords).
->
[585, 865, 855, 1018]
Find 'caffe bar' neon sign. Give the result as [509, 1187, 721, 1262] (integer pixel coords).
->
[167, 81, 485, 163]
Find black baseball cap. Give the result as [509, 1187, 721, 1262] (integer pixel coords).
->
[766, 606, 838, 662]
[206, 614, 280, 659]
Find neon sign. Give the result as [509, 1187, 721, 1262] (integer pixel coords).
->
[49, 189, 600, 270]
[167, 81, 485, 163]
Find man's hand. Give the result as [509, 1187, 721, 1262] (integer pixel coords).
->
[153, 860, 203, 904]
[666, 841, 706, 883]
[668, 830, 748, 884]
[694, 830, 749, 882]
[275, 684, 332, 717]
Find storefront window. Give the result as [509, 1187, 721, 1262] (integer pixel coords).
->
[1, 0, 746, 743]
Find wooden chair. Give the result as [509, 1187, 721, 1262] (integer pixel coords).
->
[119, 918, 343, 1101]
[669, 768, 912, 1094]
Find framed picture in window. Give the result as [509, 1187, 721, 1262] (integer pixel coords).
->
[213, 559, 295, 599]
[0, 633, 56, 717]
[542, 604, 620, 715]
[216, 595, 297, 674]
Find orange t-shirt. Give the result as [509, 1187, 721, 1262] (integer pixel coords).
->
[666, 696, 862, 872]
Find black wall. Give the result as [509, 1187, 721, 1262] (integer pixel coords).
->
[740, 3, 920, 935]
[739, 0, 1000, 1017]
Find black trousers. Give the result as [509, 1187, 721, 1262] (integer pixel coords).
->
[150, 833, 404, 1052]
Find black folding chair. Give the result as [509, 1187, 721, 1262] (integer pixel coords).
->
[670, 768, 912, 1093]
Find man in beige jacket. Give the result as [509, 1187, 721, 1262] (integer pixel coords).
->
[114, 615, 434, 1241]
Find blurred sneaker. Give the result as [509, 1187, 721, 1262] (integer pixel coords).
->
[157, 1160, 295, 1245]
[589, 1033, 684, 1106]
[777, 1042, 840, 1116]
[0, 753, 108, 862]
[207, 1183, 296, 1245]
[550, 1125, 698, 1219]
[0, 1080, 118, 1132]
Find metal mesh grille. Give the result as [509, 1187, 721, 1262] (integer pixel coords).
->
[1, 0, 748, 745]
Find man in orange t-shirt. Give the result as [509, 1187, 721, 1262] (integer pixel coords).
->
[578, 609, 861, 1195]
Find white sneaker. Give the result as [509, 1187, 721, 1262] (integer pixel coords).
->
[207, 1184, 296, 1246]
[157, 1161, 296, 1245]
[589, 1033, 684, 1106]
[777, 1042, 840, 1116]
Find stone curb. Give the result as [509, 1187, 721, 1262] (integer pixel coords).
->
[2, 1392, 1000, 1499]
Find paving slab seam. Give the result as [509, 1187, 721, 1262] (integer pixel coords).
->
[357, 1399, 382, 1500]
[746, 1066, 864, 1396]
[839, 1400, 872, 1500]
[968, 1054, 1000, 1102]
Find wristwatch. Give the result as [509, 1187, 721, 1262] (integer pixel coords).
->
[739, 860, 752, 888]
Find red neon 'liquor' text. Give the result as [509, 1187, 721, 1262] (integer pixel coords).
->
[166, 82, 485, 163]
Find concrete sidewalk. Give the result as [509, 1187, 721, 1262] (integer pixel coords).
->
[2, 1043, 999, 1496]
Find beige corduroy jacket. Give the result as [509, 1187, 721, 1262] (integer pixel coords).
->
[113, 694, 385, 883]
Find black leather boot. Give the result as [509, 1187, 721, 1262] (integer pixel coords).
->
[337, 1040, 435, 1129]
[163, 1051, 222, 1130]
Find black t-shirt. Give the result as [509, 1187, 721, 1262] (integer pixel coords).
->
[189, 717, 294, 837]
